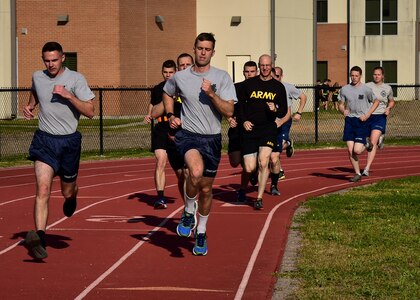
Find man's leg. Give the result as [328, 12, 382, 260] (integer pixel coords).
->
[176, 149, 202, 237]
[154, 149, 168, 208]
[255, 146, 273, 209]
[26, 160, 54, 259]
[347, 141, 363, 182]
[363, 129, 382, 176]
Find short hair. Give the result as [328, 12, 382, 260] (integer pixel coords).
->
[194, 32, 216, 49]
[350, 66, 363, 75]
[162, 59, 176, 70]
[177, 53, 193, 63]
[243, 61, 257, 69]
[373, 66, 384, 74]
[42, 42, 63, 53]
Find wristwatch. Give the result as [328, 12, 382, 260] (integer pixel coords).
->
[166, 112, 174, 118]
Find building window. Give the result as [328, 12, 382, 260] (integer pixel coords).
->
[317, 61, 328, 83]
[317, 0, 328, 23]
[366, 0, 397, 35]
[365, 60, 398, 96]
[64, 52, 77, 71]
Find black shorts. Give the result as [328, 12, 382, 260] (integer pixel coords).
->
[166, 135, 184, 171]
[228, 127, 241, 154]
[151, 122, 169, 151]
[241, 123, 277, 156]
[28, 129, 82, 183]
[174, 129, 222, 178]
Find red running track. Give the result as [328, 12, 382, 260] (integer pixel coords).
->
[1, 146, 419, 299]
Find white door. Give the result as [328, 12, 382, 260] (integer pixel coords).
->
[227, 55, 251, 83]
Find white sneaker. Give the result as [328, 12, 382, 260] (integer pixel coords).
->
[362, 169, 369, 176]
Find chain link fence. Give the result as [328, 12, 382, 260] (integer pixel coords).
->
[1, 86, 419, 161]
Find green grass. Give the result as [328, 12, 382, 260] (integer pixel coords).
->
[282, 176, 420, 299]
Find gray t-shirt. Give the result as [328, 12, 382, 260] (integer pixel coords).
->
[164, 66, 237, 135]
[366, 82, 394, 115]
[283, 81, 301, 108]
[338, 83, 375, 117]
[32, 67, 95, 135]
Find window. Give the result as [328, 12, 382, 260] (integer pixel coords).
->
[64, 52, 77, 71]
[365, 60, 397, 96]
[317, 61, 328, 83]
[366, 0, 397, 35]
[317, 0, 328, 23]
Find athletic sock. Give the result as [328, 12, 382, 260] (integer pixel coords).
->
[36, 230, 46, 248]
[196, 213, 208, 234]
[184, 193, 198, 214]
[271, 172, 280, 187]
[157, 190, 164, 198]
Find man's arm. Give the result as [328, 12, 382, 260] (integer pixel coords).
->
[201, 78, 234, 118]
[23, 90, 39, 120]
[53, 85, 95, 119]
[293, 92, 307, 121]
[151, 102, 165, 119]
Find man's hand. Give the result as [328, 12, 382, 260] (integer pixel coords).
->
[23, 105, 35, 120]
[227, 117, 237, 128]
[243, 120, 254, 131]
[201, 79, 215, 98]
[169, 116, 182, 129]
[267, 102, 277, 112]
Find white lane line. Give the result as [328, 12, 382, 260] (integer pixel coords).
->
[74, 206, 183, 300]
[233, 171, 420, 299]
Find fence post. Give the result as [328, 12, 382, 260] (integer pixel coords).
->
[314, 88, 319, 143]
[99, 88, 104, 155]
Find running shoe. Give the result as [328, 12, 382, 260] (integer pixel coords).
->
[378, 134, 385, 150]
[176, 210, 197, 237]
[279, 169, 286, 180]
[365, 137, 373, 152]
[153, 197, 167, 209]
[270, 185, 281, 196]
[249, 171, 258, 186]
[25, 230, 48, 259]
[349, 174, 362, 182]
[193, 231, 208, 256]
[286, 140, 294, 157]
[362, 169, 369, 176]
[237, 189, 247, 202]
[63, 197, 77, 217]
[254, 198, 264, 210]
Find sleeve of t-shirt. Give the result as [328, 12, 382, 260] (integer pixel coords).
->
[276, 83, 288, 118]
[218, 72, 238, 104]
[338, 87, 346, 102]
[74, 74, 95, 101]
[163, 76, 176, 97]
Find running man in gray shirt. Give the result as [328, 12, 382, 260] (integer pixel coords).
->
[163, 33, 236, 256]
[22, 42, 95, 259]
[339, 66, 379, 182]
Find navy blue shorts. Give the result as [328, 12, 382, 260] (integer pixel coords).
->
[367, 114, 387, 134]
[174, 129, 222, 178]
[166, 136, 185, 171]
[274, 118, 292, 153]
[343, 116, 369, 144]
[28, 130, 82, 182]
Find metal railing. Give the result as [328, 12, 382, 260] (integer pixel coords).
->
[0, 86, 419, 160]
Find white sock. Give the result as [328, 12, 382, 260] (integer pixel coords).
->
[196, 213, 209, 234]
[184, 193, 198, 214]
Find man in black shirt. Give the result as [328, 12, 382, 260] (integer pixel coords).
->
[238, 55, 290, 210]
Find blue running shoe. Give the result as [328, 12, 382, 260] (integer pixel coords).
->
[176, 210, 197, 237]
[154, 197, 167, 209]
[193, 231, 208, 256]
